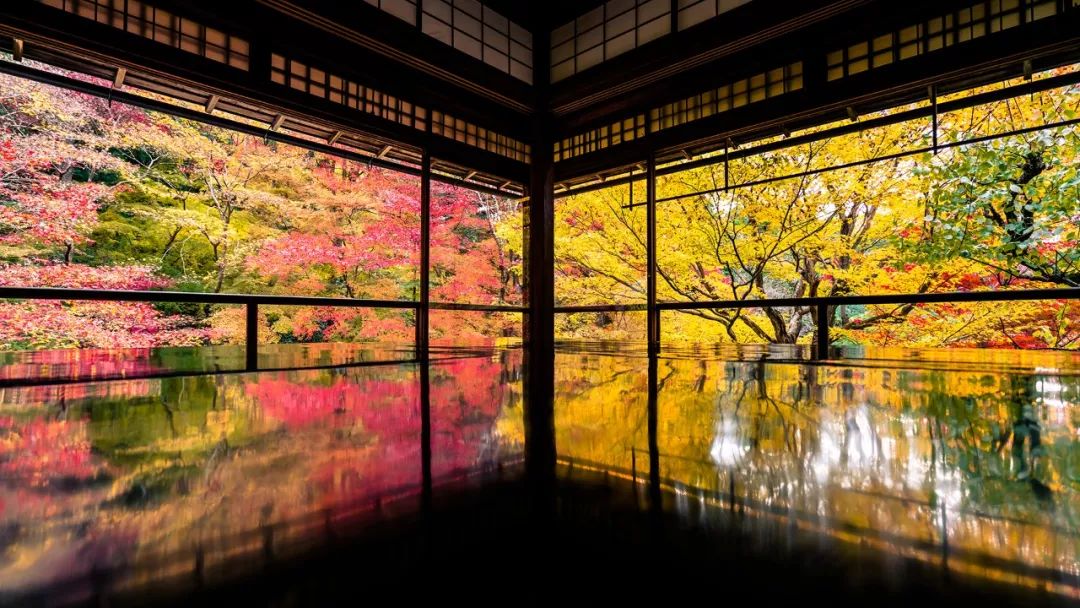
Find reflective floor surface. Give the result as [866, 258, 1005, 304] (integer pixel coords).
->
[1, 343, 1078, 605]
[0, 348, 524, 604]
[0, 342, 501, 385]
[557, 344, 1080, 601]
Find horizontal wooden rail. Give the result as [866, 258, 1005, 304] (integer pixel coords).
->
[0, 286, 420, 308]
[556, 287, 1080, 359]
[429, 301, 528, 312]
[4, 287, 1077, 367]
[0, 287, 531, 374]
[553, 303, 649, 313]
[652, 287, 1080, 311]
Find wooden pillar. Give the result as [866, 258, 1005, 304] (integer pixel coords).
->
[416, 149, 430, 360]
[646, 152, 660, 353]
[816, 303, 830, 360]
[524, 25, 556, 500]
[245, 302, 258, 371]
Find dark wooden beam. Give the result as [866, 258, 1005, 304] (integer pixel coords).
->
[249, 0, 533, 113]
[480, 0, 607, 31]
[550, 0, 875, 116]
[554, 5, 1080, 181]
[0, 2, 529, 184]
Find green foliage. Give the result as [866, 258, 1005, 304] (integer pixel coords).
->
[910, 120, 1080, 287]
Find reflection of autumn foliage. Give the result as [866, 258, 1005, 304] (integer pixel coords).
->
[0, 409, 131, 594]
[1, 379, 158, 409]
[0, 338, 524, 593]
[246, 374, 419, 430]
[554, 353, 649, 471]
[555, 351, 1080, 588]
[243, 370, 423, 505]
[0, 349, 171, 393]
[308, 399, 423, 505]
[0, 347, 165, 383]
[0, 358, 435, 591]
[430, 352, 523, 476]
[241, 354, 523, 497]
[0, 416, 96, 485]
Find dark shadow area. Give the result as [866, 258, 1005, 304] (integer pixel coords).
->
[19, 472, 1074, 607]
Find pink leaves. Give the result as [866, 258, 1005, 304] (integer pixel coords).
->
[0, 263, 171, 290]
[0, 139, 17, 164]
[0, 300, 211, 349]
[252, 230, 413, 281]
[245, 167, 423, 311]
[0, 129, 113, 249]
[0, 264, 210, 349]
[0, 183, 105, 247]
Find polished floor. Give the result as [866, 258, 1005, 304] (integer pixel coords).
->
[0, 343, 1078, 605]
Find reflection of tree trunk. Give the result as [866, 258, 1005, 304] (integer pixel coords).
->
[160, 378, 183, 438]
[804, 363, 818, 393]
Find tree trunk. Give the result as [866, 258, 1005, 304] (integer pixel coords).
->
[215, 262, 226, 293]
[162, 227, 182, 257]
